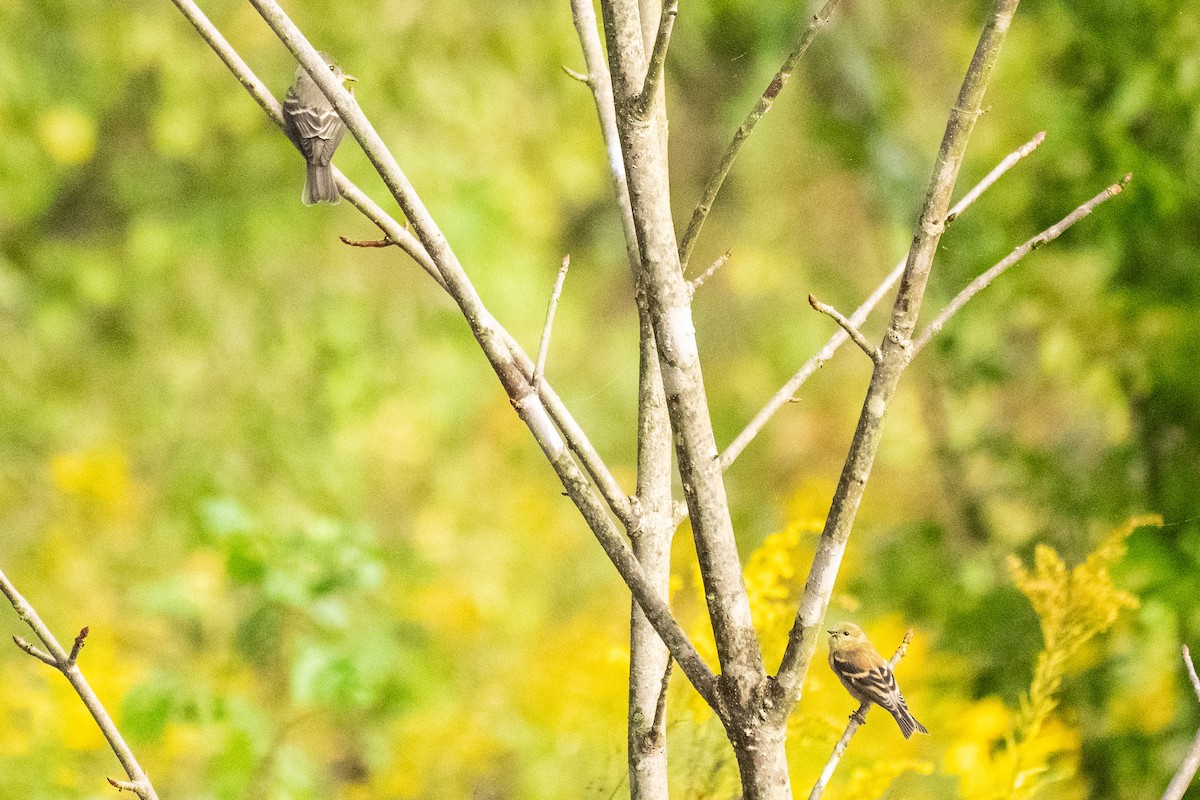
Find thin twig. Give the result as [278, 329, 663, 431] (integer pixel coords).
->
[339, 235, 396, 248]
[689, 249, 732, 296]
[636, 0, 679, 118]
[1184, 645, 1200, 703]
[561, 64, 592, 85]
[1162, 646, 1200, 800]
[239, 0, 718, 708]
[808, 294, 880, 363]
[678, 0, 843, 270]
[1, 569, 160, 800]
[13, 635, 57, 667]
[108, 777, 146, 794]
[713, 130, 1046, 481]
[646, 655, 674, 748]
[912, 173, 1131, 355]
[533, 255, 571, 391]
[808, 631, 914, 800]
[169, 0, 636, 533]
[945, 131, 1044, 222]
[568, 0, 641, 278]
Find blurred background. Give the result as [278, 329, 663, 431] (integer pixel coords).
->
[1, 0, 1197, 797]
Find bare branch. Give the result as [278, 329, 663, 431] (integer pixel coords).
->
[1186, 645, 1200, 702]
[808, 631, 914, 800]
[715, 131, 1046, 479]
[533, 255, 571, 391]
[170, 0, 637, 536]
[688, 249, 732, 296]
[770, 0, 1024, 721]
[213, 0, 721, 708]
[945, 131, 1044, 223]
[13, 635, 57, 667]
[602, 0, 765, 715]
[1163, 646, 1200, 800]
[635, 0, 679, 118]
[912, 173, 1130, 355]
[808, 294, 880, 363]
[678, 0, 843, 270]
[645, 655, 673, 748]
[339, 235, 396, 248]
[1, 569, 160, 799]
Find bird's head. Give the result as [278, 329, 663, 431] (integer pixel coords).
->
[827, 622, 868, 651]
[295, 53, 357, 92]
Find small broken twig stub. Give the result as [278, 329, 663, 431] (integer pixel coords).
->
[339, 235, 396, 248]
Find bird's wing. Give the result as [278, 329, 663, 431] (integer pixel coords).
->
[282, 92, 345, 164]
[832, 655, 905, 714]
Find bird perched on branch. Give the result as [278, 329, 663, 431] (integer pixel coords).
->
[828, 622, 928, 739]
[282, 52, 356, 205]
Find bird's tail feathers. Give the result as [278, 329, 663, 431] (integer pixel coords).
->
[303, 162, 340, 205]
[894, 706, 929, 739]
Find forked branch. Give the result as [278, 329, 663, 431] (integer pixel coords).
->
[685, 130, 1045, 502]
[173, 0, 722, 708]
[167, 0, 636, 532]
[635, 0, 679, 118]
[913, 173, 1131, 355]
[1, 569, 160, 800]
[769, 0, 1024, 718]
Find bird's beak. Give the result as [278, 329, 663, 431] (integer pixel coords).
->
[341, 74, 357, 84]
[341, 74, 357, 94]
[827, 629, 835, 635]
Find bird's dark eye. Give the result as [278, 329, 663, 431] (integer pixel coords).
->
[329, 65, 336, 71]
[842, 631, 849, 637]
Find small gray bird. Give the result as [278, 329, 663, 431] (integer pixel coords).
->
[282, 53, 356, 205]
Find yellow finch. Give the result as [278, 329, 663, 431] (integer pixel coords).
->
[828, 622, 928, 739]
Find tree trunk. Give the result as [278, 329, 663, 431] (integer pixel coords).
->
[627, 308, 674, 799]
[730, 722, 793, 800]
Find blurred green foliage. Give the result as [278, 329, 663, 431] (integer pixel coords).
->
[1, 0, 1197, 797]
